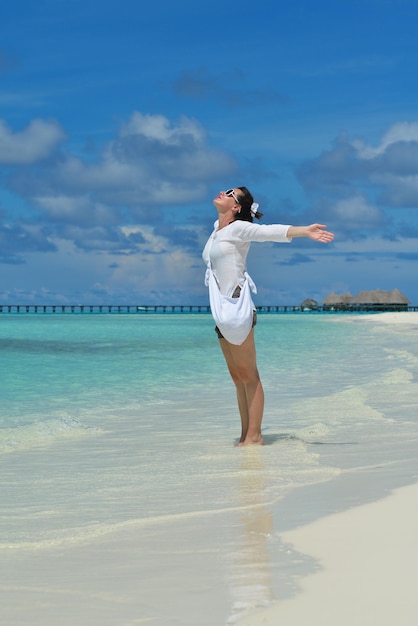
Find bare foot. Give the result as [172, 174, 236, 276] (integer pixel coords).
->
[236, 435, 264, 447]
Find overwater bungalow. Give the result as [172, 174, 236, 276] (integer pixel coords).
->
[323, 288, 410, 311]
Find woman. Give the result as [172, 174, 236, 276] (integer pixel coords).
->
[202, 186, 334, 446]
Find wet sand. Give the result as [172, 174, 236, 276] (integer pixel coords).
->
[237, 481, 418, 625]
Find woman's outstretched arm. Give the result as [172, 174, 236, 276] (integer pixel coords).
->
[287, 223, 334, 243]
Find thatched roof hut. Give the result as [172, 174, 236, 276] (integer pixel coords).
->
[323, 289, 409, 310]
[351, 289, 409, 305]
[323, 291, 353, 306]
[300, 298, 318, 309]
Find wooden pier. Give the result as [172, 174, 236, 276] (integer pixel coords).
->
[0, 304, 417, 314]
[0, 304, 210, 314]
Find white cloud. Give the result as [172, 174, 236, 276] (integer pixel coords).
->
[379, 173, 418, 207]
[0, 118, 65, 164]
[333, 195, 383, 229]
[119, 225, 165, 253]
[299, 121, 418, 226]
[53, 155, 140, 192]
[350, 123, 418, 207]
[352, 122, 418, 159]
[19, 111, 236, 208]
[120, 112, 204, 144]
[34, 195, 120, 225]
[106, 246, 203, 300]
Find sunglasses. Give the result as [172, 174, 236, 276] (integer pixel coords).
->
[225, 188, 241, 204]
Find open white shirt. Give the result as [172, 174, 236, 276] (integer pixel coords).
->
[202, 220, 292, 297]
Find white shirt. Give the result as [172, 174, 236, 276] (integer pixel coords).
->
[202, 220, 292, 297]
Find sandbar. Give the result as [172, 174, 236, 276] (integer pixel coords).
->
[353, 311, 418, 325]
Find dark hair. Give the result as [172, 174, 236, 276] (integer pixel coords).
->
[234, 186, 264, 222]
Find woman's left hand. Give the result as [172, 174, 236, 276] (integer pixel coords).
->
[306, 224, 334, 243]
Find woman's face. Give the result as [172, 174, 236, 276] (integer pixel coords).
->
[213, 188, 242, 211]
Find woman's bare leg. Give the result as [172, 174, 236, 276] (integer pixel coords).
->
[235, 383, 250, 442]
[219, 329, 264, 445]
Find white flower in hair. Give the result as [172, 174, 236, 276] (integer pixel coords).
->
[250, 202, 259, 216]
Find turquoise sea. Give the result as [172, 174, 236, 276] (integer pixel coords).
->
[1, 312, 418, 625]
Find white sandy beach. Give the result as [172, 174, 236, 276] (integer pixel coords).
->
[237, 480, 418, 626]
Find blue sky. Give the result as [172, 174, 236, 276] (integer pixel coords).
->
[1, 0, 418, 305]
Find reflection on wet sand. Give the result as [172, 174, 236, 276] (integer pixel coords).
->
[225, 449, 274, 624]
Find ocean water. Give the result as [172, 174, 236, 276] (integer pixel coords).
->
[1, 312, 418, 624]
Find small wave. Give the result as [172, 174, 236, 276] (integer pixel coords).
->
[0, 416, 103, 454]
[0, 503, 280, 552]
